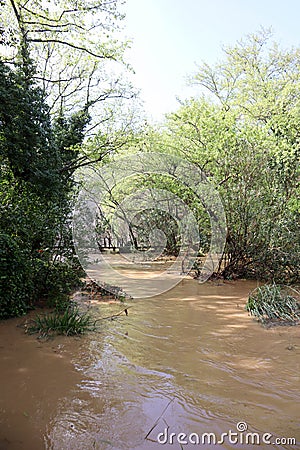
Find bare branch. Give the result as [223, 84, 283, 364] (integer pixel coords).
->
[22, 20, 85, 31]
[27, 38, 117, 60]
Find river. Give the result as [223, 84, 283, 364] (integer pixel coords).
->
[0, 278, 299, 449]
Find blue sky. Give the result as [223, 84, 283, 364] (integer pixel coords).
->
[122, 0, 300, 121]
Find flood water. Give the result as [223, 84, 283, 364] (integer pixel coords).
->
[0, 278, 299, 449]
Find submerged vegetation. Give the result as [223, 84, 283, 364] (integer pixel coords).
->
[28, 306, 96, 337]
[246, 285, 300, 326]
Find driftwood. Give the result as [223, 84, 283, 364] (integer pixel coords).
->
[84, 279, 132, 301]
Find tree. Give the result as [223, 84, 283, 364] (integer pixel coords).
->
[1, 0, 138, 168]
[1, 1, 131, 109]
[0, 1, 141, 318]
[151, 30, 300, 282]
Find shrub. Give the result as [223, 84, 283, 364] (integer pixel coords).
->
[0, 233, 34, 319]
[39, 261, 84, 309]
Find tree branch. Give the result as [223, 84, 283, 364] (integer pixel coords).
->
[27, 38, 117, 60]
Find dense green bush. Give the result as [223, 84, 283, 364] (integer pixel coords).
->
[0, 233, 33, 318]
[0, 57, 88, 319]
[41, 261, 85, 309]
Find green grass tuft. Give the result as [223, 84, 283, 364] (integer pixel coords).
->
[246, 284, 300, 326]
[28, 306, 96, 337]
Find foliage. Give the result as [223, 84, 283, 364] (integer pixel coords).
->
[0, 233, 33, 318]
[74, 29, 299, 284]
[0, 57, 84, 318]
[246, 284, 300, 325]
[0, 59, 52, 186]
[1, 0, 140, 170]
[151, 29, 300, 282]
[39, 261, 85, 309]
[0, 0, 139, 320]
[0, 0, 132, 115]
[94, 158, 210, 256]
[28, 306, 95, 336]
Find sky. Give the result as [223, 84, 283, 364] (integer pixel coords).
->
[121, 0, 300, 122]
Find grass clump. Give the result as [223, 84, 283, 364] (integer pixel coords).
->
[246, 284, 300, 326]
[28, 306, 95, 337]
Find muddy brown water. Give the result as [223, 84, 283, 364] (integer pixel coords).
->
[0, 279, 299, 450]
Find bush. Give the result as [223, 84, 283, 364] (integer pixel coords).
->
[38, 260, 84, 309]
[0, 59, 86, 320]
[0, 233, 34, 319]
[0, 231, 84, 319]
[246, 284, 300, 326]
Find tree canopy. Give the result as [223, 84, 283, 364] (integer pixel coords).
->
[108, 30, 299, 282]
[0, 0, 138, 318]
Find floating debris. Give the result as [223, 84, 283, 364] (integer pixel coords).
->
[83, 279, 132, 302]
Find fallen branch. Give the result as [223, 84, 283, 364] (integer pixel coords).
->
[94, 306, 133, 322]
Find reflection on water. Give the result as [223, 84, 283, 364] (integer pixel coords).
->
[0, 279, 299, 449]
